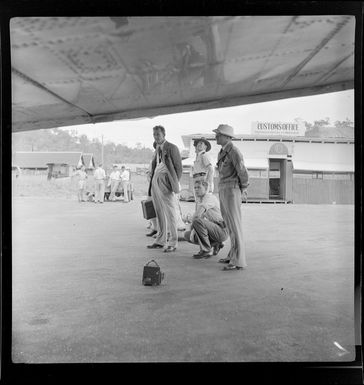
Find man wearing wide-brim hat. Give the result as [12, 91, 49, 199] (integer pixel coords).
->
[213, 124, 249, 271]
[192, 137, 214, 193]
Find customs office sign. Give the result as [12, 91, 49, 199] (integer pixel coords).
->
[251, 121, 305, 136]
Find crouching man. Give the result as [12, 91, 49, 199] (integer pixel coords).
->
[184, 180, 228, 259]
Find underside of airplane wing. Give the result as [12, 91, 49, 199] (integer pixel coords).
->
[10, 16, 355, 132]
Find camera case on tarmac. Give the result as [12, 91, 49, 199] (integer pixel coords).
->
[142, 260, 165, 286]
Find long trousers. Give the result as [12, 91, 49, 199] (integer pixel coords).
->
[184, 218, 228, 251]
[109, 180, 120, 200]
[219, 185, 247, 267]
[121, 181, 129, 202]
[95, 180, 105, 202]
[151, 171, 178, 248]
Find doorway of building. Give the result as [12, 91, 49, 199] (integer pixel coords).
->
[269, 159, 282, 199]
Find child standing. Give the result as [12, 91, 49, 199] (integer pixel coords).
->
[77, 166, 87, 202]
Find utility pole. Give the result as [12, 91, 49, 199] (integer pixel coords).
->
[101, 134, 104, 166]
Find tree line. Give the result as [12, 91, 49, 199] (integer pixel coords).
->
[303, 118, 354, 137]
[12, 118, 354, 167]
[12, 128, 155, 168]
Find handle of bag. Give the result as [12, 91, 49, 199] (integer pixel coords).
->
[146, 259, 159, 267]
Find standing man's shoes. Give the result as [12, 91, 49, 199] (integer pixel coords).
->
[164, 246, 176, 253]
[147, 243, 163, 249]
[218, 258, 230, 264]
[146, 230, 158, 237]
[222, 264, 242, 271]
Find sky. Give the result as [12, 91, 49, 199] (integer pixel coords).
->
[62, 89, 354, 150]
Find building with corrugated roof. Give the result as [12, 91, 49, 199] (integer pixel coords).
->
[13, 151, 85, 178]
[181, 124, 354, 204]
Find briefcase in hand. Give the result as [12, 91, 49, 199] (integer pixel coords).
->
[141, 199, 156, 220]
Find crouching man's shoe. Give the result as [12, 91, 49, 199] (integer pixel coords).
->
[213, 243, 224, 255]
[193, 249, 213, 259]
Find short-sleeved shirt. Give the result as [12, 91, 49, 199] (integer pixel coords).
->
[78, 170, 87, 180]
[193, 151, 211, 175]
[110, 170, 120, 180]
[94, 167, 106, 180]
[120, 170, 130, 181]
[194, 193, 223, 224]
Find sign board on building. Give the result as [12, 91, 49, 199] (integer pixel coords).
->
[251, 121, 305, 136]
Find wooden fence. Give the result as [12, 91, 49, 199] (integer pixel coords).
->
[293, 179, 354, 204]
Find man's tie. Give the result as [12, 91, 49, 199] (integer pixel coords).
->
[217, 148, 224, 167]
[158, 147, 162, 163]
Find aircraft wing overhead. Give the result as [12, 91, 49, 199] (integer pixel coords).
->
[10, 16, 355, 132]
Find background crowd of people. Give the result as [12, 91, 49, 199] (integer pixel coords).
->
[76, 163, 131, 203]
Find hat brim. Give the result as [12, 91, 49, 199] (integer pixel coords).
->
[212, 129, 235, 139]
[194, 138, 211, 152]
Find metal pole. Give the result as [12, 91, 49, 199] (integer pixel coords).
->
[101, 134, 104, 166]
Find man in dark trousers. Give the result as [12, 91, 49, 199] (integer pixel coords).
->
[147, 125, 182, 253]
[213, 124, 249, 271]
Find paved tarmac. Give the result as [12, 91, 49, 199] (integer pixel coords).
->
[11, 197, 355, 362]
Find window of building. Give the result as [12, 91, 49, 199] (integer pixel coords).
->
[323, 173, 336, 180]
[314, 172, 323, 179]
[247, 169, 269, 178]
[293, 172, 314, 179]
[248, 170, 260, 178]
[313, 173, 353, 180]
[332, 173, 351, 180]
[269, 161, 280, 171]
[269, 170, 280, 178]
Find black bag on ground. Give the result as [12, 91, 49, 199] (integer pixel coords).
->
[142, 260, 165, 286]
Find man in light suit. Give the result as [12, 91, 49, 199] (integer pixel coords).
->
[147, 125, 182, 252]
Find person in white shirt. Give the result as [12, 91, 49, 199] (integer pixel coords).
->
[77, 165, 87, 202]
[120, 165, 130, 203]
[193, 137, 214, 193]
[109, 165, 121, 201]
[94, 164, 106, 203]
[184, 180, 228, 259]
